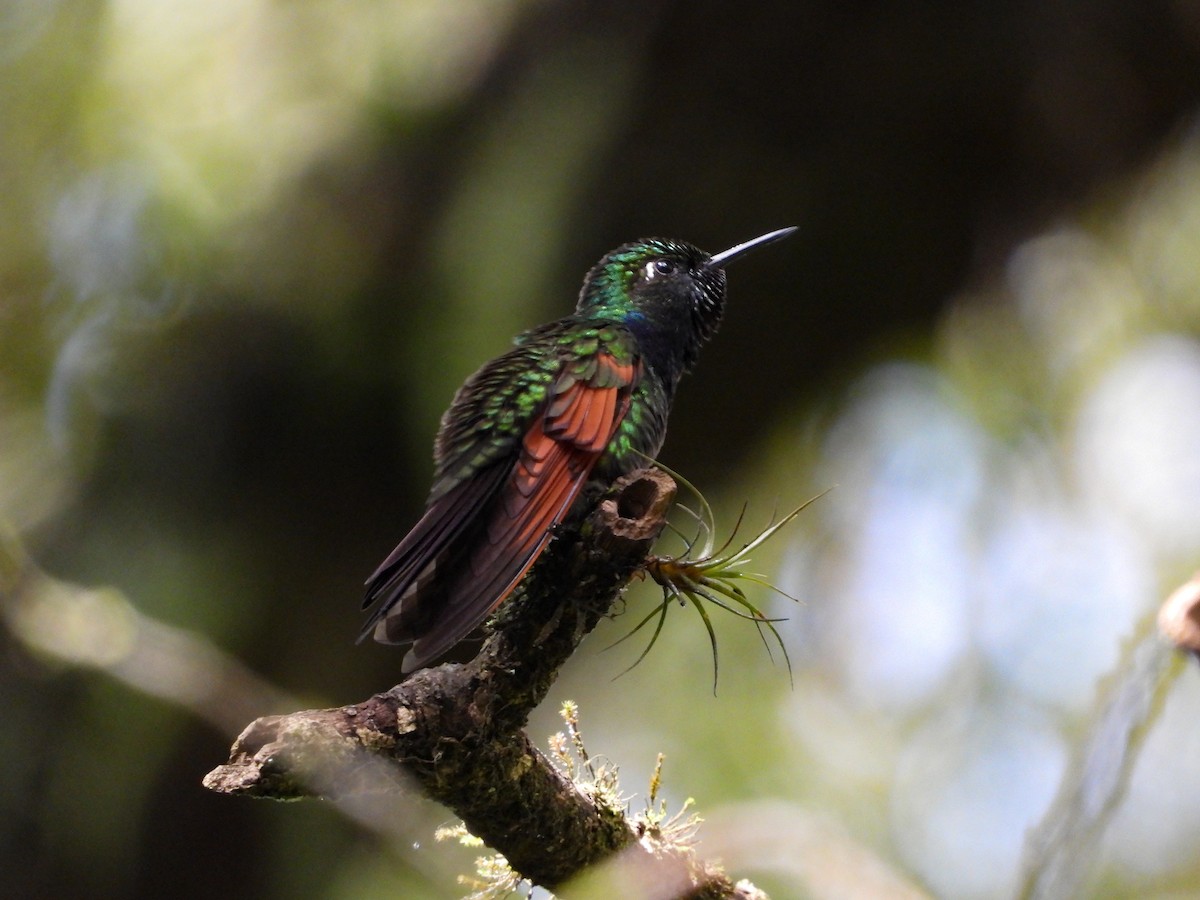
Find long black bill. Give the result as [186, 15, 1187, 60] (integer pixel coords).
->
[704, 226, 797, 270]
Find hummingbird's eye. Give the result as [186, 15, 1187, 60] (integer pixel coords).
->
[644, 258, 677, 280]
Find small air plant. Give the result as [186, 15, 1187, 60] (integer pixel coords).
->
[612, 457, 829, 692]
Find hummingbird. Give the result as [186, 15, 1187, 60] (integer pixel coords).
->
[361, 227, 796, 673]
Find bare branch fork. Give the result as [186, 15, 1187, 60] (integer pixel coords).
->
[205, 468, 760, 898]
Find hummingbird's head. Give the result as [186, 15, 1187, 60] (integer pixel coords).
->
[578, 239, 724, 360]
[577, 228, 797, 375]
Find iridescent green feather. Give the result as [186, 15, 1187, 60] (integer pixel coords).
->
[429, 318, 659, 500]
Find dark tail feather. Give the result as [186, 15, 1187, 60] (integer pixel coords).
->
[358, 463, 507, 645]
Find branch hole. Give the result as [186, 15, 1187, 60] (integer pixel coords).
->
[617, 477, 657, 520]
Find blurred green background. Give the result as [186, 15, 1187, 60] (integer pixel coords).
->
[5, 1, 1200, 898]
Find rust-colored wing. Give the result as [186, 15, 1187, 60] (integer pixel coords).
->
[363, 350, 640, 673]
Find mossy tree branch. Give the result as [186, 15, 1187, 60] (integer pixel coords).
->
[204, 468, 761, 898]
